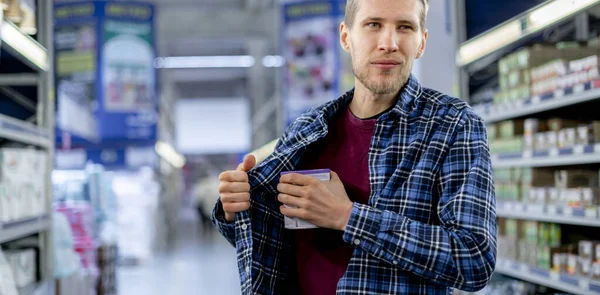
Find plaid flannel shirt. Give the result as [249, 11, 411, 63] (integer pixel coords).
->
[213, 74, 496, 295]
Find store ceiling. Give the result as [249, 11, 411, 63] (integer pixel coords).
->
[143, 0, 278, 99]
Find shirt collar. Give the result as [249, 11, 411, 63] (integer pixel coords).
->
[326, 73, 422, 120]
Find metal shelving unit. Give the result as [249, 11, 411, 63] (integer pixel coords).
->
[0, 1, 55, 294]
[453, 0, 600, 292]
[497, 202, 600, 227]
[481, 81, 600, 123]
[495, 259, 600, 295]
[491, 144, 600, 168]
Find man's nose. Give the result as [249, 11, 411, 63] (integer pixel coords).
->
[378, 29, 399, 53]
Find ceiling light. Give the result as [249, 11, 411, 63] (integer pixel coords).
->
[154, 55, 255, 69]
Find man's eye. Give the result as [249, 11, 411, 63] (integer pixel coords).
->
[367, 23, 380, 28]
[399, 25, 412, 30]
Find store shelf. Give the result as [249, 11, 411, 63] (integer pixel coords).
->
[497, 202, 600, 227]
[0, 113, 51, 148]
[496, 259, 600, 295]
[18, 280, 52, 295]
[457, 1, 600, 67]
[492, 144, 600, 168]
[0, 20, 49, 71]
[481, 80, 600, 123]
[0, 217, 50, 244]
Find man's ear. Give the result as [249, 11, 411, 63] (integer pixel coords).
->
[416, 28, 428, 59]
[340, 22, 351, 53]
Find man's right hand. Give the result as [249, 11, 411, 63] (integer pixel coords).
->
[218, 154, 257, 223]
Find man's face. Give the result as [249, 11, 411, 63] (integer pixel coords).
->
[341, 0, 428, 95]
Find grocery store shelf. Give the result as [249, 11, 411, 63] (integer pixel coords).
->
[0, 113, 51, 148]
[0, 20, 49, 71]
[495, 259, 600, 295]
[492, 144, 600, 168]
[481, 80, 600, 123]
[497, 202, 600, 227]
[457, 0, 600, 67]
[0, 217, 50, 244]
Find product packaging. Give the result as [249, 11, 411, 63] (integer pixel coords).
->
[280, 169, 331, 230]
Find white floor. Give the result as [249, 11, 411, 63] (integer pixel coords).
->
[118, 208, 241, 295]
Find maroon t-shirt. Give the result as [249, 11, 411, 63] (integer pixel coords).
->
[293, 106, 377, 295]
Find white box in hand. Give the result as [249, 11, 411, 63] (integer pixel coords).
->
[280, 169, 330, 230]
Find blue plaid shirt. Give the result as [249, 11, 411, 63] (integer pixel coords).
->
[213, 75, 497, 295]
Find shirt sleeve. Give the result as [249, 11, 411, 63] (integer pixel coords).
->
[212, 197, 237, 247]
[342, 113, 497, 292]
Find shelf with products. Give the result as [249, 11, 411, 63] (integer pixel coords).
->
[0, 217, 49, 244]
[495, 259, 600, 295]
[479, 79, 600, 124]
[497, 201, 600, 227]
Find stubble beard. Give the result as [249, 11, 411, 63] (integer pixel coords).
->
[353, 63, 409, 95]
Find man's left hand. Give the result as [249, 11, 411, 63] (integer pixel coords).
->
[277, 171, 353, 231]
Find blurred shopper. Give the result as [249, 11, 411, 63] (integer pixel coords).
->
[213, 0, 496, 294]
[193, 176, 219, 235]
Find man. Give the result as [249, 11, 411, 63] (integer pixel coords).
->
[213, 0, 496, 294]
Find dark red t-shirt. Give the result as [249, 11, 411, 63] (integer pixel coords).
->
[293, 106, 377, 295]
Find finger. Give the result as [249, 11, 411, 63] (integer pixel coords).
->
[220, 192, 250, 203]
[280, 173, 316, 186]
[277, 183, 307, 198]
[277, 193, 304, 208]
[219, 171, 248, 182]
[279, 205, 305, 219]
[218, 181, 251, 194]
[223, 201, 250, 213]
[237, 154, 257, 172]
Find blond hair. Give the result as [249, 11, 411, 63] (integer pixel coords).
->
[344, 0, 429, 31]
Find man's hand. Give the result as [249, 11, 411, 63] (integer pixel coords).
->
[277, 171, 353, 231]
[218, 155, 256, 223]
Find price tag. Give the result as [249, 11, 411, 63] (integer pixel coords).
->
[564, 207, 573, 216]
[550, 148, 559, 157]
[550, 272, 560, 281]
[574, 145, 585, 154]
[574, 84, 585, 93]
[579, 280, 590, 290]
[585, 207, 598, 218]
[519, 263, 528, 272]
[515, 203, 525, 212]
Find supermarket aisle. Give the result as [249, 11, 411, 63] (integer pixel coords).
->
[118, 207, 241, 295]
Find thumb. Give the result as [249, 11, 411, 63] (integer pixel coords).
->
[237, 154, 257, 172]
[329, 170, 340, 182]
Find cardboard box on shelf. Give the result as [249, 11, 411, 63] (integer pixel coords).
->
[558, 128, 577, 148]
[522, 168, 555, 187]
[548, 188, 561, 205]
[569, 55, 599, 73]
[487, 124, 498, 141]
[579, 241, 599, 261]
[552, 251, 568, 272]
[578, 258, 593, 276]
[593, 262, 600, 281]
[577, 122, 600, 145]
[567, 253, 579, 275]
[581, 188, 600, 207]
[499, 120, 525, 139]
[490, 138, 523, 154]
[555, 170, 599, 189]
[538, 245, 552, 269]
[531, 59, 568, 83]
[524, 119, 546, 136]
[547, 118, 581, 132]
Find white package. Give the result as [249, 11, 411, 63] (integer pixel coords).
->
[4, 249, 36, 288]
[0, 250, 19, 295]
[281, 169, 331, 230]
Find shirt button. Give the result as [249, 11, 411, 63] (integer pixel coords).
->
[241, 224, 248, 230]
[353, 239, 361, 245]
[393, 260, 398, 265]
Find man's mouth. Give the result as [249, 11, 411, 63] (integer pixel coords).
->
[371, 59, 401, 69]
